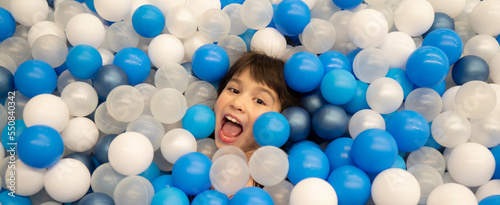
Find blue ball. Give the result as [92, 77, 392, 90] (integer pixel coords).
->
[392, 154, 406, 170]
[273, 0, 311, 36]
[78, 192, 114, 205]
[281, 106, 311, 142]
[321, 69, 357, 105]
[253, 111, 290, 147]
[386, 110, 429, 152]
[1, 120, 26, 152]
[85, 0, 97, 13]
[93, 134, 118, 164]
[422, 13, 455, 38]
[192, 189, 230, 205]
[221, 0, 245, 8]
[92, 64, 129, 99]
[113, 47, 151, 85]
[66, 44, 103, 79]
[324, 137, 355, 171]
[342, 80, 370, 114]
[301, 87, 328, 115]
[192, 44, 230, 82]
[351, 129, 398, 173]
[424, 123, 442, 150]
[17, 125, 64, 169]
[132, 5, 165, 38]
[54, 62, 68, 76]
[65, 152, 96, 174]
[139, 162, 161, 182]
[491, 145, 500, 179]
[480, 195, 500, 205]
[14, 60, 57, 98]
[287, 140, 322, 154]
[152, 174, 174, 193]
[319, 51, 352, 74]
[0, 8, 15, 42]
[151, 187, 189, 205]
[332, 0, 364, 9]
[287, 142, 330, 184]
[312, 104, 348, 140]
[238, 29, 257, 52]
[405, 46, 449, 87]
[229, 187, 273, 205]
[327, 165, 371, 205]
[422, 28, 463, 65]
[0, 191, 31, 205]
[172, 152, 212, 196]
[385, 68, 414, 99]
[452, 55, 489, 85]
[346, 48, 362, 66]
[413, 79, 447, 96]
[284, 52, 324, 93]
[182, 104, 215, 139]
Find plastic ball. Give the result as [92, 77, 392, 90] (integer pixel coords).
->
[378, 32, 416, 69]
[239, 0, 272, 30]
[393, 0, 434, 37]
[287, 142, 330, 185]
[106, 85, 144, 122]
[126, 115, 165, 151]
[197, 138, 218, 160]
[151, 187, 189, 205]
[318, 51, 351, 74]
[406, 46, 449, 87]
[198, 8, 231, 42]
[223, 4, 247, 35]
[385, 69, 413, 100]
[407, 164, 444, 204]
[108, 132, 154, 176]
[463, 34, 500, 64]
[90, 163, 127, 198]
[105, 21, 140, 53]
[192, 189, 229, 205]
[263, 180, 293, 205]
[131, 5, 164, 38]
[321, 69, 356, 105]
[114, 176, 154, 205]
[181, 104, 215, 139]
[54, 0, 87, 29]
[1, 120, 26, 153]
[249, 146, 289, 186]
[94, 0, 131, 22]
[171, 152, 212, 196]
[60, 82, 98, 117]
[166, 5, 197, 38]
[289, 177, 337, 205]
[351, 129, 398, 173]
[281, 107, 311, 142]
[148, 35, 184, 69]
[311, 104, 348, 140]
[476, 180, 500, 202]
[66, 44, 103, 79]
[9, 0, 49, 26]
[92, 64, 129, 99]
[183, 32, 212, 61]
[0, 66, 14, 99]
[210, 154, 249, 195]
[404, 88, 443, 122]
[185, 81, 218, 109]
[300, 87, 328, 115]
[23, 94, 69, 133]
[66, 13, 105, 48]
[353, 48, 390, 83]
[155, 63, 189, 93]
[230, 187, 273, 205]
[252, 111, 290, 147]
[300, 18, 336, 54]
[217, 35, 248, 66]
[250, 27, 287, 59]
[78, 192, 114, 205]
[139, 163, 161, 183]
[342, 81, 370, 114]
[151, 88, 188, 124]
[422, 29, 462, 67]
[488, 53, 500, 84]
[27, 20, 66, 48]
[427, 183, 477, 205]
[327, 165, 370, 205]
[366, 77, 404, 114]
[452, 55, 489, 85]
[0, 192, 31, 205]
[331, 0, 362, 9]
[455, 81, 497, 119]
[284, 52, 324, 93]
[386, 110, 429, 152]
[470, 114, 500, 148]
[431, 111, 471, 148]
[470, 0, 500, 36]
[113, 47, 151, 85]
[441, 86, 460, 111]
[273, 0, 311, 36]
[423, 13, 456, 38]
[348, 9, 388, 48]
[65, 152, 96, 174]
[371, 168, 420, 205]
[44, 158, 91, 203]
[185, 0, 221, 18]
[192, 44, 230, 82]
[0, 7, 15, 41]
[0, 37, 31, 67]
[14, 60, 57, 98]
[348, 109, 385, 139]
[161, 128, 197, 164]
[31, 34, 67, 68]
[447, 142, 495, 187]
[4, 159, 45, 196]
[151, 174, 173, 193]
[324, 138, 355, 171]
[61, 117, 98, 152]
[212, 145, 247, 162]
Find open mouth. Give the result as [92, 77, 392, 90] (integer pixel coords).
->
[219, 114, 243, 144]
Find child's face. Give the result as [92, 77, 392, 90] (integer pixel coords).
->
[214, 69, 282, 154]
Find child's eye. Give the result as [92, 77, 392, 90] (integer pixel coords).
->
[254, 98, 266, 105]
[228, 88, 239, 94]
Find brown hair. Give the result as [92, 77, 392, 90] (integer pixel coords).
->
[217, 51, 301, 110]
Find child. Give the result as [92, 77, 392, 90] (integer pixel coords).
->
[214, 51, 301, 160]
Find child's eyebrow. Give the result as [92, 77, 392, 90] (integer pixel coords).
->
[229, 77, 276, 100]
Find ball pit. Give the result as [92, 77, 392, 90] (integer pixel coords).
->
[1, 0, 500, 204]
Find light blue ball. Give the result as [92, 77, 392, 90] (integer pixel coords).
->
[151, 187, 189, 205]
[385, 68, 414, 99]
[273, 0, 311, 36]
[406, 46, 449, 87]
[113, 47, 151, 85]
[253, 111, 290, 147]
[321, 69, 357, 105]
[66, 44, 103, 79]
[284, 52, 324, 93]
[192, 44, 230, 82]
[132, 5, 165, 38]
[139, 162, 161, 182]
[342, 80, 370, 114]
[287, 142, 330, 184]
[0, 191, 31, 205]
[386, 110, 429, 152]
[172, 152, 212, 196]
[192, 190, 230, 205]
[182, 104, 215, 139]
[230, 187, 273, 205]
[152, 174, 174, 193]
[324, 137, 355, 171]
[319, 50, 352, 74]
[327, 165, 371, 205]
[351, 129, 398, 173]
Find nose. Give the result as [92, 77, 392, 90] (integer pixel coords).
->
[230, 96, 246, 112]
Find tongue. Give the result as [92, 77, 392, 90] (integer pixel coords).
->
[222, 121, 243, 138]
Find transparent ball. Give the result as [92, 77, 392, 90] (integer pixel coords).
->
[431, 111, 471, 148]
[148, 34, 185, 68]
[454, 21, 476, 45]
[329, 10, 355, 54]
[407, 164, 444, 204]
[98, 48, 114, 65]
[91, 163, 127, 198]
[0, 158, 8, 189]
[393, 0, 435, 37]
[240, 0, 273, 30]
[57, 70, 92, 94]
[153, 149, 174, 172]
[106, 85, 144, 122]
[166, 5, 198, 38]
[210, 154, 249, 195]
[134, 83, 158, 116]
[185, 0, 221, 19]
[44, 158, 91, 203]
[31, 34, 68, 68]
[249, 146, 289, 186]
[155, 63, 189, 93]
[182, 32, 212, 61]
[348, 109, 386, 139]
[250, 27, 287, 59]
[113, 176, 154, 205]
[126, 115, 165, 151]
[427, 183, 477, 205]
[378, 31, 416, 69]
[406, 146, 446, 175]
[61, 82, 98, 117]
[366, 77, 404, 114]
[94, 102, 129, 134]
[0, 37, 32, 66]
[9, 0, 50, 26]
[371, 168, 420, 205]
[463, 34, 500, 65]
[105, 21, 140, 53]
[447, 142, 495, 187]
[223, 3, 248, 35]
[490, 83, 500, 115]
[347, 8, 388, 48]
[61, 117, 99, 152]
[455, 81, 497, 119]
[427, 0, 465, 18]
[27, 21, 66, 47]
[197, 138, 217, 160]
[300, 18, 336, 54]
[150, 88, 187, 124]
[353, 48, 390, 83]
[469, 114, 500, 148]
[490, 53, 500, 84]
[53, 0, 86, 29]
[0, 53, 16, 74]
[108, 132, 154, 176]
[23, 94, 69, 132]
[217, 35, 247, 66]
[160, 128, 197, 164]
[470, 0, 500, 36]
[263, 180, 294, 205]
[404, 88, 443, 122]
[198, 8, 231, 42]
[441, 86, 460, 112]
[311, 0, 340, 20]
[184, 81, 217, 109]
[212, 145, 247, 163]
[150, 0, 185, 14]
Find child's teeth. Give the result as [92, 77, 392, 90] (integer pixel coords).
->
[226, 116, 239, 124]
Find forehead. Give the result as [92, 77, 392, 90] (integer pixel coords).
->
[230, 69, 278, 96]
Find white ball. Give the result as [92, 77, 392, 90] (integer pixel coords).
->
[447, 142, 496, 187]
[463, 34, 500, 65]
[223, 3, 248, 36]
[470, 114, 500, 148]
[353, 47, 390, 83]
[393, 0, 435, 37]
[250, 27, 287, 59]
[148, 34, 185, 68]
[123, 0, 150, 22]
[427, 0, 465, 18]
[108, 132, 154, 176]
[431, 111, 471, 148]
[44, 158, 91, 203]
[150, 88, 187, 124]
[160, 128, 197, 164]
[5, 160, 46, 196]
[9, 0, 50, 26]
[240, 0, 273, 30]
[369, 4, 394, 30]
[23, 94, 70, 132]
[198, 8, 231, 42]
[27, 21, 66, 47]
[289, 177, 337, 205]
[348, 8, 388, 48]
[61, 117, 99, 152]
[166, 5, 198, 39]
[249, 146, 289, 186]
[98, 48, 114, 65]
[371, 168, 421, 205]
[329, 10, 356, 54]
[182, 32, 212, 61]
[490, 83, 500, 116]
[150, 0, 185, 14]
[426, 183, 477, 205]
[378, 31, 416, 69]
[61, 82, 98, 117]
[300, 18, 336, 54]
[470, 0, 500, 36]
[366, 77, 404, 114]
[476, 179, 500, 202]
[66, 13, 106, 48]
[185, 0, 221, 19]
[348, 109, 386, 139]
[126, 115, 165, 151]
[106, 85, 145, 122]
[31, 34, 68, 68]
[404, 88, 443, 122]
[455, 81, 497, 119]
[209, 154, 249, 195]
[94, 0, 132, 22]
[490, 53, 500, 84]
